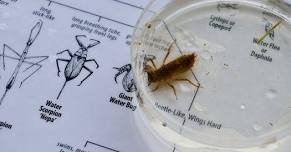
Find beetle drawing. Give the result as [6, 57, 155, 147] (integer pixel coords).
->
[144, 41, 199, 99]
[113, 64, 136, 93]
[56, 35, 100, 99]
[0, 20, 48, 105]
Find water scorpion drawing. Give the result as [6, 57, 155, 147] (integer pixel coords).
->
[144, 41, 199, 99]
[56, 35, 100, 99]
[0, 20, 48, 105]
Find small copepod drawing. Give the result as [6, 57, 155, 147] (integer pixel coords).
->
[144, 41, 200, 99]
[113, 64, 137, 93]
[0, 20, 48, 105]
[56, 35, 100, 99]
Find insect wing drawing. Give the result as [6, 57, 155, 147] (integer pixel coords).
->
[113, 64, 137, 93]
[0, 20, 48, 105]
[56, 35, 100, 99]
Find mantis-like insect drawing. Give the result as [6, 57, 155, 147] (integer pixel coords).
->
[0, 20, 48, 105]
[56, 35, 100, 99]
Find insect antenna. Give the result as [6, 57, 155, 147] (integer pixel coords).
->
[57, 81, 67, 100]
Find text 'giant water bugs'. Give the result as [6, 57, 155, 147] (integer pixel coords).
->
[0, 20, 48, 105]
[56, 35, 100, 99]
[144, 41, 199, 99]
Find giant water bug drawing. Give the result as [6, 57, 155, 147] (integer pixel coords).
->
[113, 64, 136, 93]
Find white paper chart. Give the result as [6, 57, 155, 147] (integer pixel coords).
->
[0, 0, 173, 152]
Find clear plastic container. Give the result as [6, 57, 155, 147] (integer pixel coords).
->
[131, 0, 291, 151]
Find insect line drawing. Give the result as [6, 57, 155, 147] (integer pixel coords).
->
[0, 20, 48, 105]
[258, 20, 282, 43]
[144, 41, 199, 99]
[265, 22, 275, 40]
[56, 35, 100, 99]
[113, 64, 137, 93]
[217, 3, 238, 11]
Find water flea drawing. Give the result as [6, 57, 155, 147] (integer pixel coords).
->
[56, 35, 100, 99]
[265, 22, 275, 40]
[0, 20, 48, 105]
[113, 64, 136, 92]
[258, 20, 282, 43]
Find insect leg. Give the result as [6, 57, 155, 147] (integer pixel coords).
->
[88, 39, 101, 48]
[57, 49, 73, 57]
[0, 55, 38, 65]
[6, 57, 46, 87]
[175, 78, 199, 87]
[22, 56, 48, 72]
[113, 64, 131, 83]
[19, 64, 42, 87]
[56, 58, 69, 76]
[1, 44, 21, 70]
[113, 67, 122, 83]
[75, 35, 87, 48]
[85, 59, 99, 69]
[162, 41, 175, 66]
[77, 66, 93, 86]
[152, 83, 161, 92]
[167, 82, 177, 99]
[148, 58, 157, 70]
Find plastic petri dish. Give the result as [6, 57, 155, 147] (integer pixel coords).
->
[131, 0, 291, 151]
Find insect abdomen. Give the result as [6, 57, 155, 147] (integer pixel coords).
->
[148, 53, 196, 82]
[64, 56, 85, 81]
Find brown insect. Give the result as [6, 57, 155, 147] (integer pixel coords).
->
[144, 42, 199, 99]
